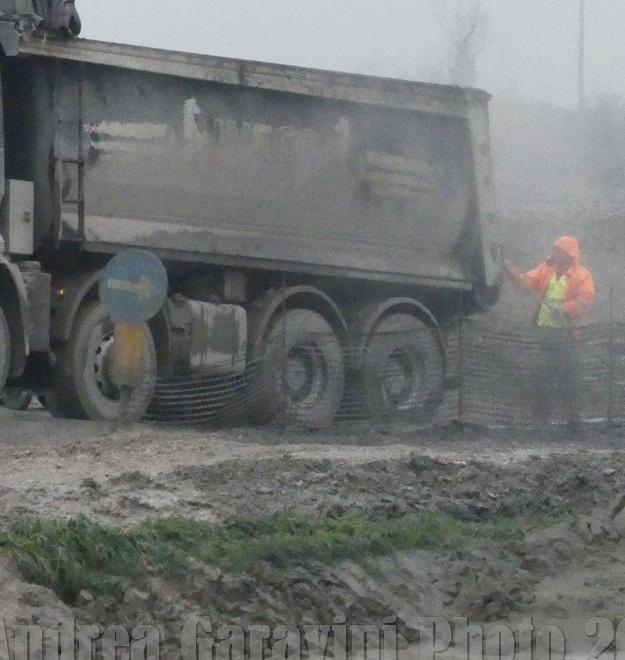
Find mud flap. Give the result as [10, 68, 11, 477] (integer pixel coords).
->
[111, 323, 146, 388]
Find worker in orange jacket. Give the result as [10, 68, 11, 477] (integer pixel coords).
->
[505, 236, 595, 429]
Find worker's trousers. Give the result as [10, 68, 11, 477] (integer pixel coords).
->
[529, 327, 581, 427]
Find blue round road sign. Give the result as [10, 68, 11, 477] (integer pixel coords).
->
[99, 249, 168, 323]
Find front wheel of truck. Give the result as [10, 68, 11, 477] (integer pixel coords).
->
[47, 302, 157, 422]
[2, 389, 33, 411]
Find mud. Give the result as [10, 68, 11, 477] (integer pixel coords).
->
[0, 407, 624, 655]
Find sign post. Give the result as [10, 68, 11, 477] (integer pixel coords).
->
[99, 249, 168, 429]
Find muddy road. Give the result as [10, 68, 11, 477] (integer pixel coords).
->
[0, 407, 625, 657]
[0, 407, 623, 527]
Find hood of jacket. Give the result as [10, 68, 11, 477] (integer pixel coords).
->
[553, 236, 581, 263]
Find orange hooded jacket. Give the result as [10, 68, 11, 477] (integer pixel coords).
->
[521, 236, 595, 321]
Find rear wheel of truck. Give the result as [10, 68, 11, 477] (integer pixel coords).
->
[47, 302, 157, 422]
[361, 313, 443, 423]
[249, 309, 345, 427]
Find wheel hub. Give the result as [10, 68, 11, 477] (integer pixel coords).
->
[93, 332, 119, 400]
[383, 349, 419, 408]
[284, 347, 317, 402]
[383, 350, 411, 405]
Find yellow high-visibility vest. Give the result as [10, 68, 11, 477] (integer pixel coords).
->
[537, 274, 568, 328]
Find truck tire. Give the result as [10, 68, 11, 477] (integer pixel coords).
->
[361, 313, 443, 422]
[47, 302, 157, 422]
[2, 389, 33, 411]
[249, 309, 345, 427]
[0, 308, 10, 394]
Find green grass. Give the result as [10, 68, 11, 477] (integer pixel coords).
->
[0, 512, 562, 605]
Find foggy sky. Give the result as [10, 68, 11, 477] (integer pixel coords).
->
[79, 0, 625, 108]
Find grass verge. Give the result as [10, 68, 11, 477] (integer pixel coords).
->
[0, 512, 561, 604]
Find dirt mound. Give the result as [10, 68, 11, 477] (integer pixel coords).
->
[166, 449, 625, 524]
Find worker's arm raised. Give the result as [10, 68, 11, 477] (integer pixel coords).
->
[504, 259, 547, 294]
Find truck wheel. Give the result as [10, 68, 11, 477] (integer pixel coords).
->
[47, 302, 157, 422]
[0, 308, 10, 394]
[2, 389, 33, 411]
[249, 309, 345, 427]
[361, 313, 443, 422]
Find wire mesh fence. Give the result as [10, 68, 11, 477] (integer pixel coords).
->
[454, 321, 612, 427]
[144, 317, 625, 430]
[146, 327, 443, 428]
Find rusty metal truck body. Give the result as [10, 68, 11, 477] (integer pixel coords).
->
[0, 30, 501, 424]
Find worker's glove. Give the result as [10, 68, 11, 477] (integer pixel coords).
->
[502, 259, 526, 289]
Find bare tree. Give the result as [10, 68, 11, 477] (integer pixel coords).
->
[433, 0, 487, 86]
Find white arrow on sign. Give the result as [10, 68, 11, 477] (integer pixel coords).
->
[106, 275, 156, 302]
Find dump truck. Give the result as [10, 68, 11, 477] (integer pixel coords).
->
[0, 5, 502, 425]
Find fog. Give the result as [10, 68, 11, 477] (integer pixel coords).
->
[78, 0, 625, 108]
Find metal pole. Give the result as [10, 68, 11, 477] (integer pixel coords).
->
[608, 283, 615, 426]
[458, 292, 465, 426]
[77, 62, 86, 240]
[279, 270, 288, 427]
[578, 0, 586, 113]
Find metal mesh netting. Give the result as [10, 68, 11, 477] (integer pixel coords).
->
[454, 322, 613, 427]
[146, 327, 443, 427]
[145, 320, 625, 429]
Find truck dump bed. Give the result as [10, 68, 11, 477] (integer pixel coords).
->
[6, 36, 498, 288]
